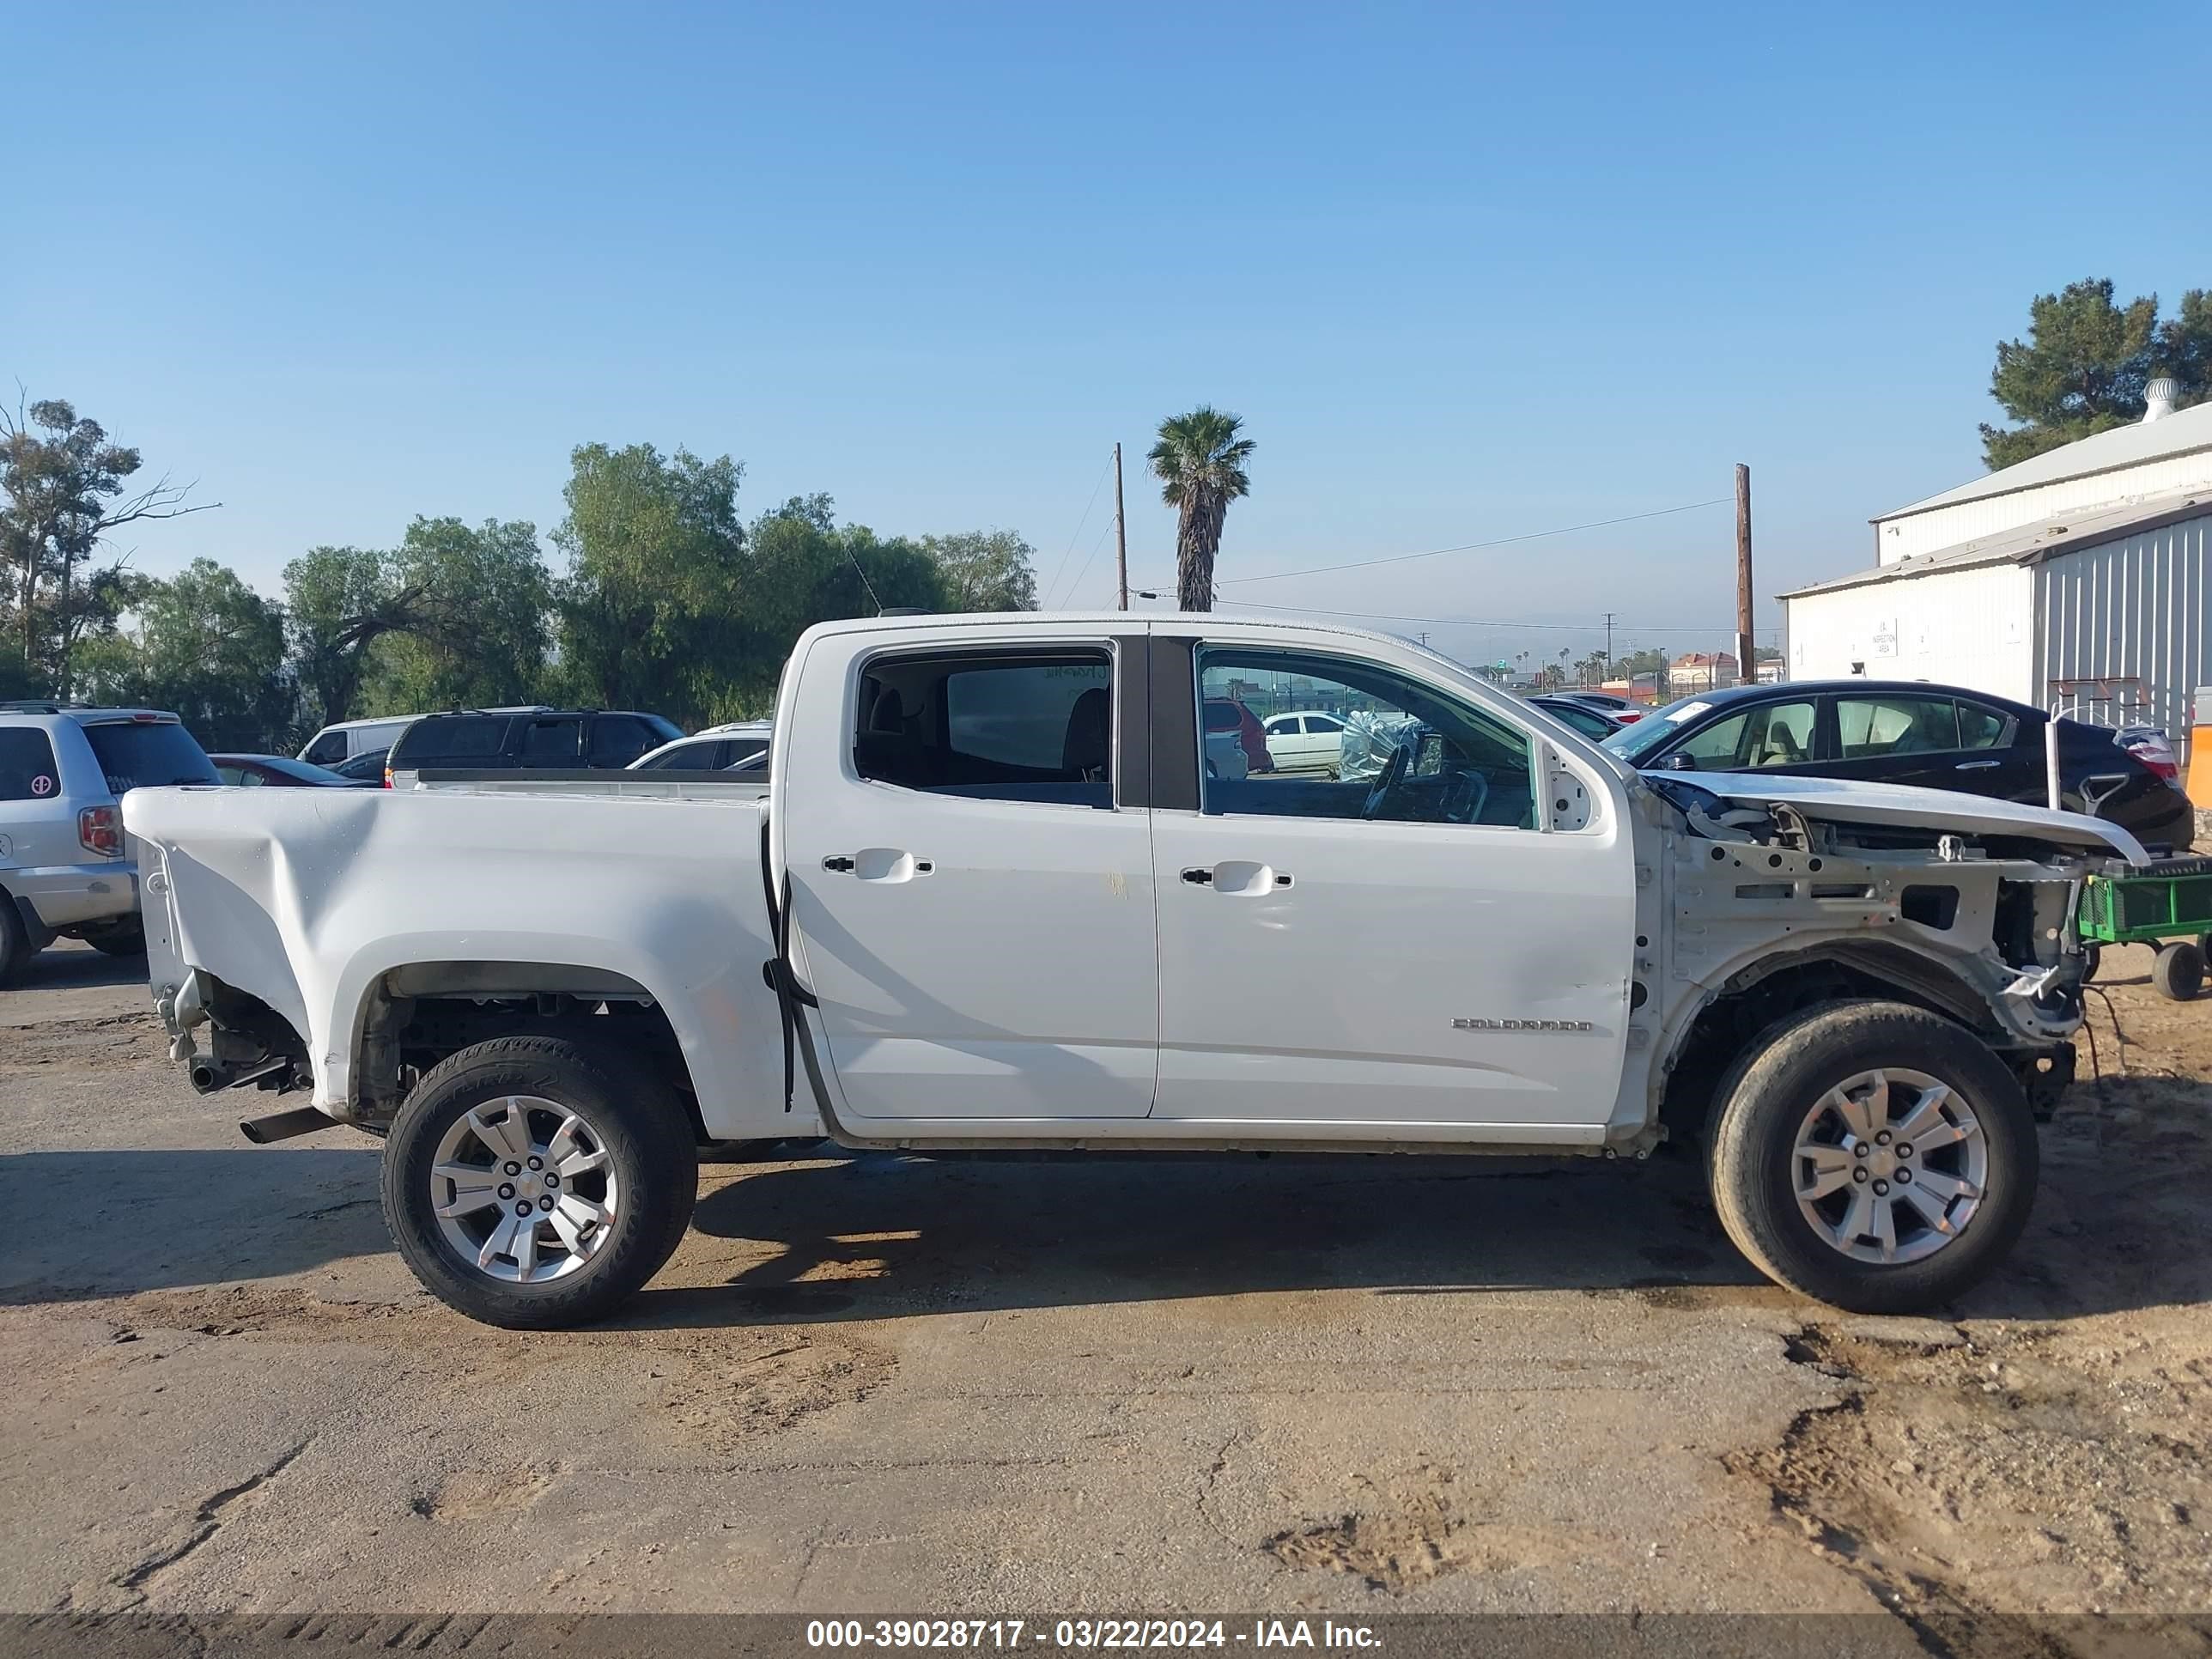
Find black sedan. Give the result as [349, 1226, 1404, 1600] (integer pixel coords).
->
[1600, 680, 2193, 852]
[210, 753, 377, 788]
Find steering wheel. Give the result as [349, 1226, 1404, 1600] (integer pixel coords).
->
[1361, 740, 1413, 820]
[1438, 766, 1491, 823]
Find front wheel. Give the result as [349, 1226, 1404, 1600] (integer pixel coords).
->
[1708, 1002, 2037, 1314]
[381, 1036, 698, 1328]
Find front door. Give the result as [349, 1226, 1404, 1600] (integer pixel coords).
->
[1150, 638, 1636, 1131]
[782, 635, 1158, 1122]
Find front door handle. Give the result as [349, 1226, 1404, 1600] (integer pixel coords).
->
[822, 854, 856, 872]
[1954, 759, 2001, 771]
[1182, 861, 1293, 895]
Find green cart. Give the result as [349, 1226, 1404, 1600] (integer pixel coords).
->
[2077, 857, 2212, 1000]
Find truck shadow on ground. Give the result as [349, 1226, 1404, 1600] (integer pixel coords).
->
[0, 1147, 390, 1304]
[11, 944, 150, 994]
[649, 1111, 2212, 1326]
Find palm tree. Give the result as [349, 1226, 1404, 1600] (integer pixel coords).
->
[1147, 406, 1254, 611]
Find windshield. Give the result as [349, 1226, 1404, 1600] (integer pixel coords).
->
[1602, 699, 1709, 762]
[82, 720, 221, 791]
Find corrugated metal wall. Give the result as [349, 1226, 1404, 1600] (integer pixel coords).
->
[1783, 563, 2036, 702]
[2036, 510, 2212, 736]
[1878, 454, 2212, 563]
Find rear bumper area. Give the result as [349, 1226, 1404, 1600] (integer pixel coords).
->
[7, 860, 137, 929]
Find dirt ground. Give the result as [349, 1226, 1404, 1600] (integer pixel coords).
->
[3, 939, 2211, 1650]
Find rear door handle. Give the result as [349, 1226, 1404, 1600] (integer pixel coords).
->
[1954, 760, 2001, 771]
[822, 854, 856, 872]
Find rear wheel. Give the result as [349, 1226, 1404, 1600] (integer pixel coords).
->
[0, 899, 30, 988]
[2154, 940, 2205, 1002]
[381, 1036, 697, 1328]
[1709, 1001, 2037, 1314]
[87, 921, 146, 957]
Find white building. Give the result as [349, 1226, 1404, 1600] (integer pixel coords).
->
[1781, 382, 2212, 737]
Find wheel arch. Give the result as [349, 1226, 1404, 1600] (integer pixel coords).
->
[1652, 942, 2004, 1149]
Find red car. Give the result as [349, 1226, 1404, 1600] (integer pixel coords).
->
[1203, 697, 1273, 774]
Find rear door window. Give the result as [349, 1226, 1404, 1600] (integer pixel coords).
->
[80, 721, 220, 791]
[854, 651, 1115, 805]
[301, 731, 346, 765]
[392, 716, 510, 764]
[1838, 696, 1961, 757]
[520, 718, 582, 763]
[0, 729, 62, 800]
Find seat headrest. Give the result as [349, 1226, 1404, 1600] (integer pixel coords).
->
[1062, 687, 1111, 780]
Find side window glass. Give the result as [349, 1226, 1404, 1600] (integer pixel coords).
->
[854, 652, 1114, 806]
[302, 732, 344, 764]
[588, 717, 653, 764]
[0, 730, 62, 800]
[1957, 703, 2011, 750]
[1675, 701, 1815, 769]
[1838, 697, 1959, 757]
[1195, 648, 1534, 828]
[522, 719, 582, 762]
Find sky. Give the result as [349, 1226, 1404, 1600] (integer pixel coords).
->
[8, 2, 2209, 672]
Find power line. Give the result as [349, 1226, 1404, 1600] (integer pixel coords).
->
[1218, 496, 1734, 586]
[1042, 452, 1115, 609]
[1060, 515, 1119, 608]
[1214, 598, 1780, 634]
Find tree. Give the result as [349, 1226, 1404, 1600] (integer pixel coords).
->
[283, 545, 424, 730]
[362, 517, 550, 714]
[1980, 280, 2212, 469]
[552, 443, 749, 719]
[0, 397, 212, 694]
[74, 558, 291, 749]
[920, 529, 1037, 611]
[1147, 407, 1254, 611]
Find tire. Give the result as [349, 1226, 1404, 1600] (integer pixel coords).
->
[0, 898, 30, 989]
[1708, 1000, 2038, 1315]
[88, 921, 146, 958]
[381, 1036, 698, 1329]
[2153, 940, 2205, 1002]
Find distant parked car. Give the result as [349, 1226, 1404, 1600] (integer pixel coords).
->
[211, 754, 375, 788]
[298, 714, 419, 768]
[1204, 697, 1273, 775]
[0, 704, 221, 981]
[385, 708, 684, 782]
[1528, 696, 1624, 740]
[1603, 680, 2194, 851]
[331, 748, 391, 782]
[630, 720, 772, 772]
[1259, 709, 1349, 775]
[1548, 690, 1642, 724]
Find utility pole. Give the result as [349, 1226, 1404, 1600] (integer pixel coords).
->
[1113, 443, 1129, 612]
[1417, 630, 1430, 648]
[1735, 463, 1754, 687]
[1603, 611, 1615, 677]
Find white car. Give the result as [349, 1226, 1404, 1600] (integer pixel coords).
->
[128, 612, 2136, 1328]
[629, 720, 772, 772]
[1, 705, 221, 981]
[1261, 709, 1350, 775]
[298, 715, 420, 767]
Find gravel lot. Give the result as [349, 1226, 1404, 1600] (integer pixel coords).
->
[3, 939, 2210, 1650]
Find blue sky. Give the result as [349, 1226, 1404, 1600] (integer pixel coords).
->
[8, 2, 2208, 668]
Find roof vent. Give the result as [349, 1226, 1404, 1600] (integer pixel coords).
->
[2144, 377, 2180, 422]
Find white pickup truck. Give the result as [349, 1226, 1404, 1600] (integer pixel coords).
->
[124, 613, 2141, 1328]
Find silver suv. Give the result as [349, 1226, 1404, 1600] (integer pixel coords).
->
[0, 704, 221, 983]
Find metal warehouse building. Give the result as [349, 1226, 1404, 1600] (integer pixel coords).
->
[1781, 384, 2212, 738]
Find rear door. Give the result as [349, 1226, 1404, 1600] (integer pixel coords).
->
[519, 716, 583, 767]
[0, 726, 82, 875]
[781, 632, 1158, 1122]
[1150, 634, 1636, 1132]
[1827, 693, 2008, 795]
